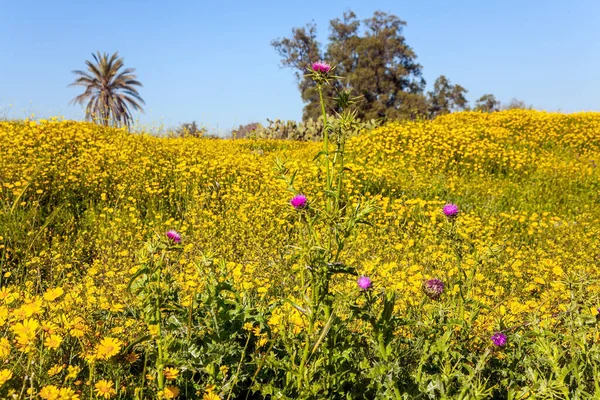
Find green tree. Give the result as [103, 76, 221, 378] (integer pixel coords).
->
[69, 51, 144, 128]
[503, 98, 532, 110]
[175, 121, 205, 138]
[474, 94, 501, 112]
[272, 10, 428, 121]
[427, 75, 469, 118]
[230, 122, 262, 139]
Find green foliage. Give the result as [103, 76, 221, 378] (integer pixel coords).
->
[258, 67, 382, 398]
[230, 122, 262, 139]
[172, 121, 207, 138]
[428, 75, 469, 118]
[272, 10, 429, 121]
[475, 94, 501, 113]
[503, 98, 534, 110]
[247, 115, 381, 141]
[137, 243, 600, 398]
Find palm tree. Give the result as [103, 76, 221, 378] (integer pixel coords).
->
[69, 51, 144, 128]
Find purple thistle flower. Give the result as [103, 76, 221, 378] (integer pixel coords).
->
[311, 61, 331, 74]
[424, 278, 445, 300]
[166, 229, 181, 243]
[357, 276, 372, 290]
[290, 194, 308, 210]
[491, 332, 507, 347]
[443, 203, 459, 218]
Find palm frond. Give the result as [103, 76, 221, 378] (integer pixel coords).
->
[69, 51, 144, 129]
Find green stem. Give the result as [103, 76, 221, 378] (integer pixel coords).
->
[298, 277, 319, 390]
[18, 351, 33, 400]
[138, 350, 149, 400]
[88, 361, 95, 400]
[155, 304, 165, 392]
[393, 384, 402, 399]
[245, 340, 275, 400]
[298, 313, 316, 391]
[318, 85, 332, 196]
[226, 334, 251, 400]
[377, 332, 387, 362]
[155, 265, 165, 393]
[336, 131, 347, 207]
[323, 279, 331, 321]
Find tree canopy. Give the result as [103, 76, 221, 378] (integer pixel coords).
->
[69, 52, 144, 129]
[475, 94, 501, 112]
[272, 11, 429, 121]
[427, 75, 469, 118]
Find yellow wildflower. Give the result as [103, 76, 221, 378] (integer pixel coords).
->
[0, 337, 10, 359]
[67, 316, 87, 338]
[96, 337, 122, 360]
[164, 367, 179, 380]
[163, 385, 180, 399]
[66, 365, 81, 380]
[148, 324, 160, 336]
[125, 352, 140, 363]
[0, 306, 8, 326]
[0, 287, 16, 304]
[58, 387, 80, 400]
[203, 391, 220, 400]
[44, 334, 63, 350]
[15, 297, 43, 318]
[42, 320, 60, 334]
[11, 318, 39, 346]
[39, 385, 60, 400]
[48, 364, 64, 377]
[0, 369, 12, 386]
[94, 380, 116, 399]
[43, 287, 64, 302]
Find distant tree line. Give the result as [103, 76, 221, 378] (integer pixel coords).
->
[67, 11, 532, 131]
[272, 10, 532, 123]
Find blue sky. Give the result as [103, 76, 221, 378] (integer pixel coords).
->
[1, 0, 599, 133]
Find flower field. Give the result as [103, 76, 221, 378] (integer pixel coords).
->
[1, 110, 600, 398]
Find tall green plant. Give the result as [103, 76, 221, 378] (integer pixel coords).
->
[268, 61, 378, 398]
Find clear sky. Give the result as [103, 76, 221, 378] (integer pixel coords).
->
[1, 0, 599, 133]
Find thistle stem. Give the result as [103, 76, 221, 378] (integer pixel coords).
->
[155, 264, 165, 393]
[318, 85, 332, 196]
